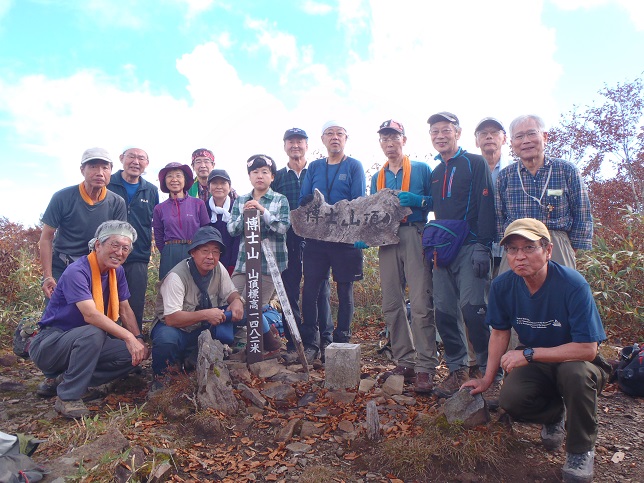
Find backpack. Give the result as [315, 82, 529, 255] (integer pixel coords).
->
[616, 344, 644, 397]
[12, 313, 40, 360]
[422, 219, 470, 267]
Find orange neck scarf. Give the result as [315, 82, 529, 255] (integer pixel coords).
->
[377, 155, 411, 192]
[79, 183, 107, 205]
[87, 251, 119, 321]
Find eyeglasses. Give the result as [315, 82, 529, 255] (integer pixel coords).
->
[323, 130, 347, 138]
[125, 153, 148, 161]
[247, 156, 273, 168]
[504, 245, 542, 255]
[379, 134, 402, 143]
[165, 172, 185, 180]
[193, 159, 214, 166]
[108, 241, 131, 254]
[512, 130, 541, 142]
[476, 130, 502, 138]
[430, 128, 455, 136]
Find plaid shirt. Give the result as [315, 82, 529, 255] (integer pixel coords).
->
[228, 188, 290, 275]
[495, 157, 593, 250]
[271, 165, 307, 210]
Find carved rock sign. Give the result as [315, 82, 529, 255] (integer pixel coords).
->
[290, 188, 412, 246]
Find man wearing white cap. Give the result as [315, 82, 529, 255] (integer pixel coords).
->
[40, 148, 127, 299]
[298, 121, 366, 362]
[464, 218, 609, 483]
[29, 221, 148, 418]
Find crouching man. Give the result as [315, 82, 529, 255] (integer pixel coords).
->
[150, 226, 283, 385]
[30, 221, 148, 418]
[463, 218, 610, 483]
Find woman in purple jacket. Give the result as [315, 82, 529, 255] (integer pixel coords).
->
[153, 162, 209, 279]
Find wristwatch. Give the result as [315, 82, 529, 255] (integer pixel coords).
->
[523, 347, 535, 363]
[421, 198, 427, 209]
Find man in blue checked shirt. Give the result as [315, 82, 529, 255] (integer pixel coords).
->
[495, 114, 593, 271]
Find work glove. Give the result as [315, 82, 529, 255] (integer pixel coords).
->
[397, 191, 424, 208]
[354, 241, 369, 249]
[471, 243, 492, 278]
[299, 194, 314, 207]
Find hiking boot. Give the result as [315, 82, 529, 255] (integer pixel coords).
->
[320, 341, 331, 363]
[383, 365, 416, 383]
[483, 377, 503, 411]
[541, 416, 565, 451]
[282, 350, 299, 364]
[54, 397, 89, 419]
[414, 370, 436, 394]
[562, 450, 595, 483]
[434, 367, 470, 398]
[36, 375, 62, 397]
[468, 365, 482, 379]
[263, 326, 283, 352]
[303, 346, 319, 364]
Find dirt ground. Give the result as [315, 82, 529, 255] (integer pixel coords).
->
[1, 324, 643, 482]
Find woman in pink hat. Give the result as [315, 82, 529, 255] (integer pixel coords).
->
[153, 162, 209, 279]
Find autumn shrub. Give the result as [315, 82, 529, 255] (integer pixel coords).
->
[578, 208, 644, 342]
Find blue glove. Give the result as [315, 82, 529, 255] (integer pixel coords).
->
[398, 191, 424, 208]
[354, 241, 369, 249]
[471, 243, 491, 278]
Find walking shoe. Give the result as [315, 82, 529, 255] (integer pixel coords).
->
[303, 346, 319, 364]
[282, 350, 299, 364]
[414, 370, 436, 394]
[468, 365, 482, 379]
[320, 341, 331, 363]
[383, 365, 416, 383]
[483, 376, 503, 411]
[434, 368, 470, 398]
[541, 416, 565, 451]
[562, 450, 595, 483]
[36, 375, 63, 397]
[54, 397, 90, 419]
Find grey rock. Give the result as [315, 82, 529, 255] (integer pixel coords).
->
[300, 420, 325, 438]
[270, 371, 309, 384]
[337, 420, 355, 432]
[391, 394, 417, 405]
[237, 383, 267, 408]
[276, 417, 302, 442]
[248, 359, 281, 378]
[196, 331, 238, 415]
[327, 390, 356, 405]
[286, 442, 312, 454]
[297, 392, 317, 407]
[358, 377, 376, 393]
[291, 188, 411, 246]
[261, 383, 297, 407]
[382, 374, 404, 395]
[442, 389, 490, 428]
[324, 343, 361, 390]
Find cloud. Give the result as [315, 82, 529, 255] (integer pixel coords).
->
[0, 0, 12, 21]
[301, 0, 333, 15]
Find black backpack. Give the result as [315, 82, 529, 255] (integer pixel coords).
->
[12, 313, 40, 359]
[616, 344, 644, 397]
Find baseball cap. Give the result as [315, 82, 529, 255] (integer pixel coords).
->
[81, 147, 113, 165]
[283, 128, 308, 141]
[475, 117, 505, 133]
[499, 218, 551, 246]
[377, 119, 405, 135]
[187, 226, 226, 254]
[321, 120, 346, 134]
[427, 111, 460, 126]
[207, 169, 232, 185]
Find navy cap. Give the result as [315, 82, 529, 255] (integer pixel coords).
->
[283, 128, 308, 141]
[427, 111, 460, 126]
[188, 226, 226, 254]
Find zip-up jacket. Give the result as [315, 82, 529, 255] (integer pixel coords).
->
[428, 148, 495, 247]
[108, 171, 160, 263]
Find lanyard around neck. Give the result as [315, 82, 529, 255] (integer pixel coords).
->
[325, 156, 344, 198]
[517, 159, 552, 206]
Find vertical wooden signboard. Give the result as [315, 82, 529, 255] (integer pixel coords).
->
[244, 209, 263, 364]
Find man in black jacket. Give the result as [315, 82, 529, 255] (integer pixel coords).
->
[107, 147, 159, 331]
[426, 112, 496, 397]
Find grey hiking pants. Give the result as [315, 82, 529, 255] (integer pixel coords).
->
[29, 325, 134, 400]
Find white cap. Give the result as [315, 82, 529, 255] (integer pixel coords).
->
[321, 120, 346, 134]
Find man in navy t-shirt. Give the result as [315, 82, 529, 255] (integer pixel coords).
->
[464, 218, 609, 483]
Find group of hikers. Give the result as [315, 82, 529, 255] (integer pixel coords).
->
[32, 113, 607, 482]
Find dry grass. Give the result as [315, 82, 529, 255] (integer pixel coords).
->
[299, 464, 351, 483]
[373, 413, 522, 481]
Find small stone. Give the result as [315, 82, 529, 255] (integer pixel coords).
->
[300, 421, 325, 438]
[0, 354, 18, 367]
[392, 395, 417, 405]
[297, 392, 317, 407]
[327, 390, 356, 405]
[262, 383, 297, 408]
[237, 383, 267, 408]
[337, 420, 355, 432]
[382, 375, 404, 395]
[358, 378, 376, 393]
[286, 442, 312, 454]
[249, 359, 282, 378]
[442, 389, 490, 428]
[276, 418, 302, 443]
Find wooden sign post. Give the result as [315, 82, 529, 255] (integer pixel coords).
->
[244, 209, 263, 364]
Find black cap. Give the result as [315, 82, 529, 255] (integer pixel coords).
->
[207, 169, 232, 185]
[188, 226, 226, 254]
[283, 128, 308, 141]
[475, 117, 505, 133]
[427, 111, 460, 126]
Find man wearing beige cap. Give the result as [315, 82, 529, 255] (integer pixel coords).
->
[40, 148, 127, 299]
[464, 218, 609, 483]
[370, 119, 438, 393]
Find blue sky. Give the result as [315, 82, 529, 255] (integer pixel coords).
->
[0, 0, 643, 226]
